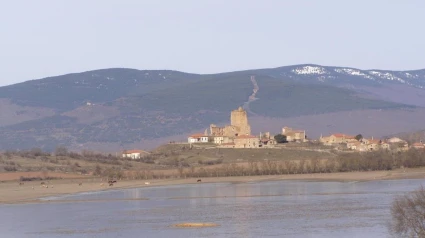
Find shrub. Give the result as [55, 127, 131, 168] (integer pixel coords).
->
[68, 152, 81, 159]
[180, 161, 190, 167]
[123, 162, 133, 169]
[203, 159, 223, 166]
[79, 169, 88, 175]
[29, 148, 48, 157]
[40, 157, 49, 162]
[49, 158, 59, 164]
[46, 166, 56, 171]
[274, 134, 287, 143]
[93, 165, 102, 176]
[4, 166, 17, 172]
[19, 176, 43, 181]
[390, 186, 425, 237]
[55, 146, 68, 156]
[138, 155, 155, 164]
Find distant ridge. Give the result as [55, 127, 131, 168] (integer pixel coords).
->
[0, 64, 424, 151]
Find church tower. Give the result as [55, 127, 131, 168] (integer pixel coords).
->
[230, 107, 251, 136]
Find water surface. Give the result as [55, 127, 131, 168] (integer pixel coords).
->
[1, 179, 424, 238]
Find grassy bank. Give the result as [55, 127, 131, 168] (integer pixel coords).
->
[1, 144, 425, 182]
[1, 168, 425, 204]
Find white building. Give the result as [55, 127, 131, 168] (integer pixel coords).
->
[187, 133, 209, 143]
[387, 137, 406, 143]
[213, 136, 230, 144]
[122, 150, 149, 159]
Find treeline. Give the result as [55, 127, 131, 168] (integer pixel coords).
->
[102, 149, 425, 180]
[1, 147, 124, 165]
[175, 149, 425, 178]
[2, 147, 425, 180]
[0, 147, 133, 174]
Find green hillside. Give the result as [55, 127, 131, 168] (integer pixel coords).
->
[0, 65, 422, 151]
[250, 76, 412, 117]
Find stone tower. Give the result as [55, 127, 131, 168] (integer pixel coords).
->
[230, 107, 251, 136]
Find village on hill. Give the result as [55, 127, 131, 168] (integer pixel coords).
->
[122, 107, 424, 159]
[184, 107, 423, 151]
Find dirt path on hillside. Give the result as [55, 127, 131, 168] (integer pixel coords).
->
[242, 75, 259, 115]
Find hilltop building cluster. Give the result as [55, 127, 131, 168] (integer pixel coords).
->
[319, 134, 411, 152]
[187, 107, 306, 148]
[209, 107, 251, 138]
[185, 107, 425, 152]
[120, 107, 425, 159]
[188, 107, 264, 148]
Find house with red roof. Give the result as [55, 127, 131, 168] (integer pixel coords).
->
[411, 142, 425, 149]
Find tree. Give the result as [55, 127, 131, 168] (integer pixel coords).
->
[355, 134, 363, 141]
[177, 167, 184, 178]
[30, 148, 45, 156]
[390, 186, 425, 237]
[94, 165, 102, 176]
[274, 134, 287, 143]
[55, 146, 68, 156]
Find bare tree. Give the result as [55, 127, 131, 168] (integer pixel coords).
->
[298, 160, 306, 174]
[177, 167, 184, 178]
[189, 166, 195, 177]
[94, 165, 102, 176]
[29, 148, 45, 156]
[390, 186, 425, 237]
[55, 146, 68, 156]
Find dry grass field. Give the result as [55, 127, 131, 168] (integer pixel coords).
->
[1, 143, 425, 204]
[1, 143, 425, 183]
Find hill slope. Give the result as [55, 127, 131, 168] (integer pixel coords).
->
[0, 65, 424, 151]
[385, 130, 425, 144]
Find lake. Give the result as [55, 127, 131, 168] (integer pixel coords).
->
[1, 179, 424, 238]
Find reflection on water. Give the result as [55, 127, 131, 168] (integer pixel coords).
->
[1, 179, 424, 238]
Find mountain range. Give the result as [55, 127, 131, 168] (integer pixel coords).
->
[1, 64, 425, 152]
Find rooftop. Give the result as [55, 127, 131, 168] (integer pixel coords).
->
[331, 133, 354, 138]
[368, 139, 381, 144]
[189, 133, 206, 138]
[235, 135, 258, 139]
[123, 149, 149, 154]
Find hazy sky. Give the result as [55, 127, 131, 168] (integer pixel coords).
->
[1, 0, 424, 86]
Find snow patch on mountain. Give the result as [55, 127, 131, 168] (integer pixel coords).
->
[334, 68, 375, 80]
[369, 71, 406, 83]
[404, 72, 419, 79]
[292, 66, 327, 75]
[317, 76, 326, 82]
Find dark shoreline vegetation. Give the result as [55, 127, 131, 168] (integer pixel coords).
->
[1, 146, 425, 181]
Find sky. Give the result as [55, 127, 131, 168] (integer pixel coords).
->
[0, 0, 424, 86]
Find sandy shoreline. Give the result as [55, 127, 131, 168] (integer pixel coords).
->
[1, 168, 425, 205]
